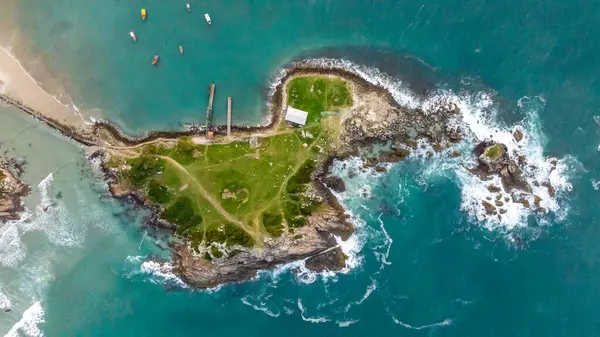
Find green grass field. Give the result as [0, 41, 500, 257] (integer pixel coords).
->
[287, 76, 353, 124]
[114, 76, 352, 253]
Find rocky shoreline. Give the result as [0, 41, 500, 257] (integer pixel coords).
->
[2, 61, 554, 288]
[0, 156, 30, 223]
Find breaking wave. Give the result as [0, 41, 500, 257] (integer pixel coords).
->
[298, 299, 330, 323]
[391, 316, 453, 330]
[0, 170, 112, 335]
[125, 255, 188, 289]
[235, 58, 580, 326]
[4, 301, 45, 337]
[241, 295, 280, 318]
[278, 57, 575, 233]
[0, 288, 11, 312]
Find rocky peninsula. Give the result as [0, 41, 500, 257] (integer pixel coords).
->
[0, 62, 555, 288]
[0, 156, 30, 223]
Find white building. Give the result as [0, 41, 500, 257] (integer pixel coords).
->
[285, 106, 308, 126]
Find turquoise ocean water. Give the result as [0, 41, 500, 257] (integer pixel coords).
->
[2, 0, 600, 335]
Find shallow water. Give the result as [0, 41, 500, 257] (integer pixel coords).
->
[2, 0, 600, 336]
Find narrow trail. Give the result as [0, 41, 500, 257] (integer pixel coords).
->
[105, 126, 296, 152]
[156, 155, 259, 240]
[254, 130, 324, 218]
[104, 137, 177, 150]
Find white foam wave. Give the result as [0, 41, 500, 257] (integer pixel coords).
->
[241, 296, 280, 317]
[278, 58, 575, 232]
[336, 319, 359, 327]
[255, 204, 367, 285]
[0, 224, 27, 268]
[279, 58, 421, 109]
[4, 301, 45, 337]
[343, 278, 377, 312]
[0, 288, 11, 311]
[297, 299, 329, 323]
[372, 214, 393, 269]
[392, 317, 453, 330]
[448, 92, 573, 230]
[20, 173, 86, 247]
[126, 255, 188, 289]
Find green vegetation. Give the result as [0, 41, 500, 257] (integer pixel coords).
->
[287, 76, 352, 124]
[484, 144, 503, 160]
[210, 246, 223, 258]
[262, 212, 284, 236]
[116, 76, 353, 254]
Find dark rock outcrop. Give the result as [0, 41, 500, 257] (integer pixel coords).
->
[482, 201, 497, 214]
[173, 207, 352, 288]
[513, 129, 524, 142]
[322, 176, 346, 193]
[305, 247, 347, 272]
[471, 141, 532, 193]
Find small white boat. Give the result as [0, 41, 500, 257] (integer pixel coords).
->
[129, 31, 137, 42]
[179, 45, 184, 54]
[204, 13, 211, 24]
[186, 3, 191, 12]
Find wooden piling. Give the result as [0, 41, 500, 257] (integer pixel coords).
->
[227, 97, 232, 138]
[206, 84, 215, 136]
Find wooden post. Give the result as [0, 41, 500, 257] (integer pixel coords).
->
[227, 97, 232, 138]
[206, 84, 215, 136]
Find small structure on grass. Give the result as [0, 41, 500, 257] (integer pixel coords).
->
[285, 106, 308, 126]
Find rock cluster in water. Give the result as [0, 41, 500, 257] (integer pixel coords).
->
[0, 156, 30, 223]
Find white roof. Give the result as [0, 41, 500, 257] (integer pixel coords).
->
[285, 106, 308, 125]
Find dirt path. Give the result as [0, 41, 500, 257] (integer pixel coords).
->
[253, 130, 324, 219]
[105, 137, 177, 150]
[156, 155, 259, 241]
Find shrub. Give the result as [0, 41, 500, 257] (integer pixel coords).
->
[262, 212, 284, 236]
[147, 180, 171, 204]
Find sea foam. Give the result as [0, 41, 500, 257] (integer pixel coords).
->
[287, 57, 575, 233]
[4, 301, 45, 337]
[126, 255, 188, 289]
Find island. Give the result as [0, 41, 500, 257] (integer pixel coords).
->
[0, 62, 558, 288]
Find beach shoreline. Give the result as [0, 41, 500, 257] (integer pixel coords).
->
[0, 47, 90, 133]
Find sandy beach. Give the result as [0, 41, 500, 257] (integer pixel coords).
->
[0, 47, 89, 131]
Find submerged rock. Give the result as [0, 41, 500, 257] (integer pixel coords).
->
[534, 195, 542, 209]
[542, 181, 556, 197]
[513, 129, 524, 142]
[395, 147, 411, 157]
[482, 200, 497, 214]
[487, 185, 501, 193]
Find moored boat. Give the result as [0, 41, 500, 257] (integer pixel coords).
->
[179, 46, 184, 54]
[204, 13, 211, 24]
[152, 55, 159, 65]
[141, 8, 147, 20]
[186, 3, 191, 12]
[129, 31, 137, 42]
